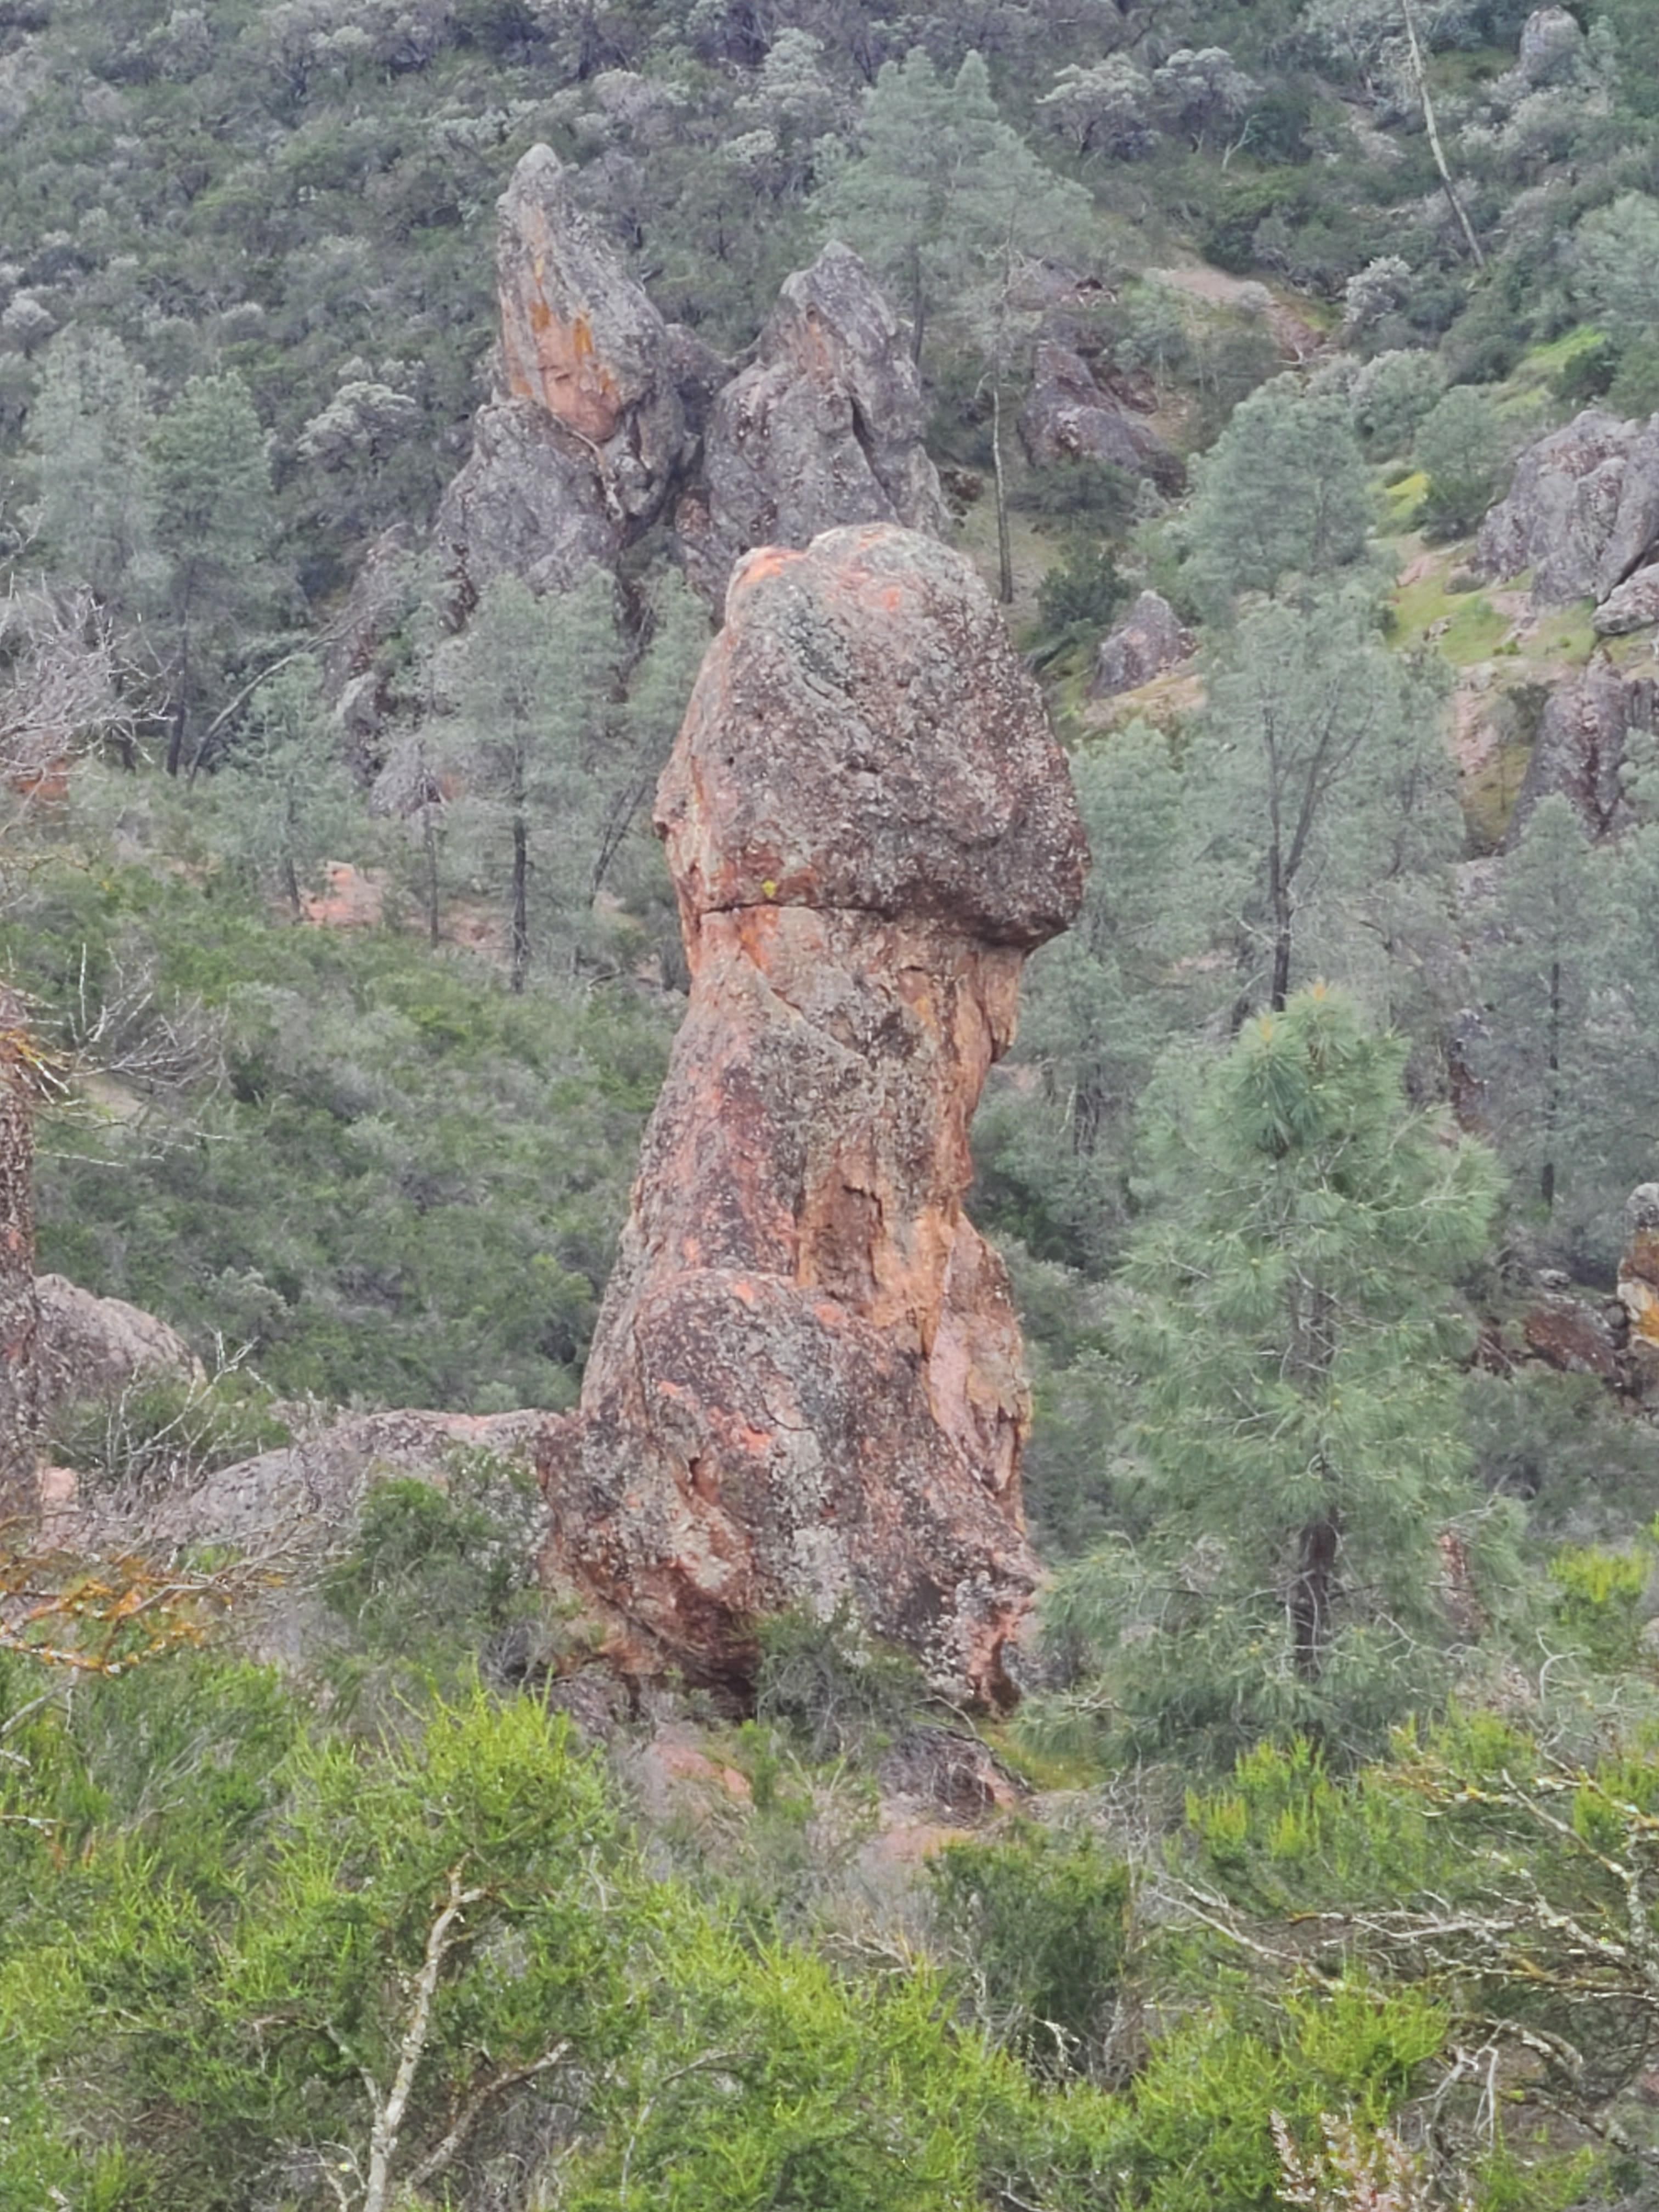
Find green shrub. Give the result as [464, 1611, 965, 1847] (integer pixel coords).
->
[929, 1824, 1132, 2079]
[753, 1602, 927, 1759]
[47, 1371, 289, 1495]
[1036, 539, 1128, 635]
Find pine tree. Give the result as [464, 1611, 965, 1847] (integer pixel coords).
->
[1473, 795, 1615, 1239]
[24, 328, 159, 607]
[149, 371, 279, 775]
[1184, 588, 1459, 1019]
[1185, 382, 1373, 609]
[1043, 989, 1502, 1767]
[215, 657, 356, 919]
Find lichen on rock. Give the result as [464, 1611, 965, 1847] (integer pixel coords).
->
[539, 523, 1088, 1707]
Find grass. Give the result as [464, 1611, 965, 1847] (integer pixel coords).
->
[1391, 551, 1512, 665]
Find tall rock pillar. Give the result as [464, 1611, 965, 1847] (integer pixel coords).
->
[539, 524, 1088, 1705]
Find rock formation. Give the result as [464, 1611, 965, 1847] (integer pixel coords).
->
[35, 1275, 202, 1419]
[0, 989, 39, 1528]
[1476, 407, 1659, 619]
[434, 145, 704, 613]
[1506, 651, 1654, 843]
[692, 241, 950, 601]
[538, 523, 1088, 1706]
[428, 151, 951, 625]
[1091, 589, 1194, 697]
[1018, 341, 1183, 493]
[1619, 1184, 1659, 1396]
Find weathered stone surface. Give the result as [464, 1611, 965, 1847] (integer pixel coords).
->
[1476, 407, 1659, 614]
[1521, 1294, 1622, 1379]
[1597, 417, 1659, 600]
[1507, 652, 1654, 842]
[539, 524, 1088, 1706]
[694, 243, 949, 601]
[35, 1274, 201, 1418]
[1518, 5, 1584, 86]
[0, 991, 38, 1527]
[433, 396, 623, 613]
[1090, 589, 1194, 697]
[1593, 561, 1659, 637]
[496, 143, 686, 517]
[1017, 341, 1182, 493]
[1619, 1185, 1659, 1395]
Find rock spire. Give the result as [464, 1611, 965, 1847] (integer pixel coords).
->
[538, 524, 1088, 1705]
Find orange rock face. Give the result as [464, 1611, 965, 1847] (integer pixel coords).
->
[539, 525, 1088, 1706]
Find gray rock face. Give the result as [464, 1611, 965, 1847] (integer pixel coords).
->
[1476, 407, 1659, 621]
[1596, 416, 1659, 601]
[1593, 561, 1659, 637]
[1506, 652, 1655, 843]
[433, 145, 703, 614]
[35, 1274, 202, 1419]
[1517, 5, 1584, 85]
[433, 396, 623, 615]
[1090, 589, 1194, 697]
[1017, 341, 1183, 492]
[694, 242, 949, 601]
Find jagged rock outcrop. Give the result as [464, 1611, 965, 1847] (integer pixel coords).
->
[0, 990, 38, 1527]
[433, 146, 703, 613]
[1018, 341, 1183, 493]
[1619, 1185, 1659, 1396]
[1476, 408, 1659, 617]
[1506, 651, 1655, 843]
[538, 524, 1088, 1706]
[1593, 561, 1659, 637]
[691, 242, 949, 601]
[1090, 589, 1194, 697]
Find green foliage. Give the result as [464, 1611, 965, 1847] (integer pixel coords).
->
[1040, 990, 1505, 1767]
[754, 1601, 927, 1760]
[1185, 382, 1373, 608]
[929, 1824, 1132, 2079]
[321, 1454, 544, 1668]
[48, 1369, 290, 1494]
[1573, 190, 1659, 345]
[1551, 1540, 1653, 1671]
[1414, 385, 1513, 537]
[1036, 538, 1128, 637]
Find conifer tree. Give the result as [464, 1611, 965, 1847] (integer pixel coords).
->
[1043, 989, 1502, 1767]
[1185, 382, 1372, 609]
[25, 328, 158, 607]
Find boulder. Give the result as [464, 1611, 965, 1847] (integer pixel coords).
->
[1517, 5, 1584, 86]
[1593, 560, 1659, 637]
[693, 242, 949, 602]
[1017, 341, 1183, 493]
[1475, 407, 1659, 609]
[1599, 416, 1659, 599]
[1506, 653, 1654, 843]
[433, 145, 700, 611]
[538, 524, 1088, 1707]
[35, 1274, 202, 1418]
[1521, 1294, 1622, 1380]
[1090, 589, 1194, 697]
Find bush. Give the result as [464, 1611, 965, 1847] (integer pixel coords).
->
[48, 1370, 289, 1496]
[753, 1602, 927, 1759]
[928, 1824, 1133, 2079]
[1036, 539, 1128, 636]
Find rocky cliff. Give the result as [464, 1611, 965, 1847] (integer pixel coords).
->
[538, 523, 1088, 1706]
[432, 147, 947, 623]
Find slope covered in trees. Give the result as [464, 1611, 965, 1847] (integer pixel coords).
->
[7, 0, 1659, 2203]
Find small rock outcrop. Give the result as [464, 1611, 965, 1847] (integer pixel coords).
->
[538, 524, 1088, 1706]
[691, 242, 949, 600]
[35, 1275, 202, 1418]
[1476, 408, 1659, 617]
[435, 146, 702, 612]
[1506, 652, 1655, 843]
[1090, 589, 1194, 697]
[1593, 562, 1659, 637]
[1517, 5, 1584, 85]
[1018, 341, 1183, 493]
[1619, 1185, 1659, 1395]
